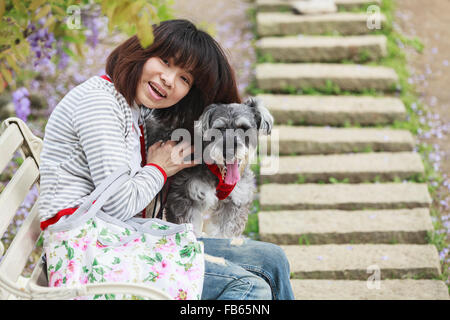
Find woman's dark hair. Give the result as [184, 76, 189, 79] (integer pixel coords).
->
[105, 19, 241, 135]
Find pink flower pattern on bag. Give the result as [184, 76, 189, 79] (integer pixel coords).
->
[44, 218, 204, 300]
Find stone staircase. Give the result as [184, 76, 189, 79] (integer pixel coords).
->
[257, 35, 387, 62]
[252, 0, 449, 299]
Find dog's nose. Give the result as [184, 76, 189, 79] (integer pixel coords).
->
[222, 135, 238, 159]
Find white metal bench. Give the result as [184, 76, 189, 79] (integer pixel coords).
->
[0, 117, 172, 300]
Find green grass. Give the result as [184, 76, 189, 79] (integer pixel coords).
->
[329, 177, 350, 184]
[298, 235, 311, 246]
[244, 208, 260, 240]
[243, 155, 261, 239]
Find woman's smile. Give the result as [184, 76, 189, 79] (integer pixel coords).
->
[147, 81, 167, 100]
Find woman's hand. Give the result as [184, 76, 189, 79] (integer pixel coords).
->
[146, 140, 198, 177]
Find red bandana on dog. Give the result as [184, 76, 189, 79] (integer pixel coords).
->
[206, 163, 239, 200]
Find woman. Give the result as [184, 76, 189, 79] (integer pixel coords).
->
[38, 19, 294, 300]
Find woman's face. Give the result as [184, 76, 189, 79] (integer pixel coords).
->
[135, 56, 194, 109]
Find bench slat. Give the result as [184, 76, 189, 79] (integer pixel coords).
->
[0, 157, 39, 237]
[0, 200, 41, 291]
[0, 118, 48, 299]
[0, 124, 24, 173]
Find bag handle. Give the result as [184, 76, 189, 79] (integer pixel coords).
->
[79, 166, 130, 212]
[47, 165, 131, 232]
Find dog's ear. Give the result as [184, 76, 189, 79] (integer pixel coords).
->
[244, 97, 273, 135]
[194, 103, 217, 136]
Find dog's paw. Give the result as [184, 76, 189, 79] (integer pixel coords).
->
[187, 180, 214, 203]
[188, 186, 206, 201]
[198, 190, 207, 201]
[230, 182, 254, 207]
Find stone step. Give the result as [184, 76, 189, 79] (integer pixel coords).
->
[257, 94, 406, 125]
[257, 35, 387, 62]
[291, 279, 449, 300]
[260, 182, 432, 210]
[256, 0, 381, 12]
[260, 126, 415, 155]
[291, 0, 337, 15]
[260, 152, 424, 183]
[256, 63, 398, 92]
[282, 244, 441, 279]
[259, 208, 433, 244]
[336, 0, 381, 10]
[256, 12, 386, 36]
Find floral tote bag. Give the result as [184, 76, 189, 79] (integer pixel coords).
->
[43, 166, 205, 300]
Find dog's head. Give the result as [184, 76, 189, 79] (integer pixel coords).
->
[194, 97, 273, 184]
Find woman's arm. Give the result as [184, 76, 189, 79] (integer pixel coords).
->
[72, 91, 165, 221]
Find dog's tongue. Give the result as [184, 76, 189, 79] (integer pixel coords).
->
[224, 160, 240, 185]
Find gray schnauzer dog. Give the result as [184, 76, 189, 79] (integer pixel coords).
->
[145, 97, 273, 238]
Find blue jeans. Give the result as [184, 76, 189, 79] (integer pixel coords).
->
[199, 238, 295, 300]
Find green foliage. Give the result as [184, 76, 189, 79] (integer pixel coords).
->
[257, 51, 275, 64]
[296, 174, 306, 184]
[243, 212, 259, 239]
[105, 0, 173, 48]
[358, 49, 372, 63]
[0, 0, 174, 92]
[329, 177, 350, 184]
[298, 234, 310, 246]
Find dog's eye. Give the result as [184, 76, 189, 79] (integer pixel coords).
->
[234, 119, 252, 131]
[212, 120, 227, 130]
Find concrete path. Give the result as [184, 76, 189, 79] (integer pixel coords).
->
[252, 0, 449, 299]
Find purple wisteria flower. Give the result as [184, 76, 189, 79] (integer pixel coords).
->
[56, 41, 70, 70]
[12, 87, 31, 121]
[22, 185, 39, 211]
[26, 22, 56, 69]
[439, 248, 449, 261]
[82, 11, 101, 49]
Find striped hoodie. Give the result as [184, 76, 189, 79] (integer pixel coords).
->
[38, 75, 166, 223]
